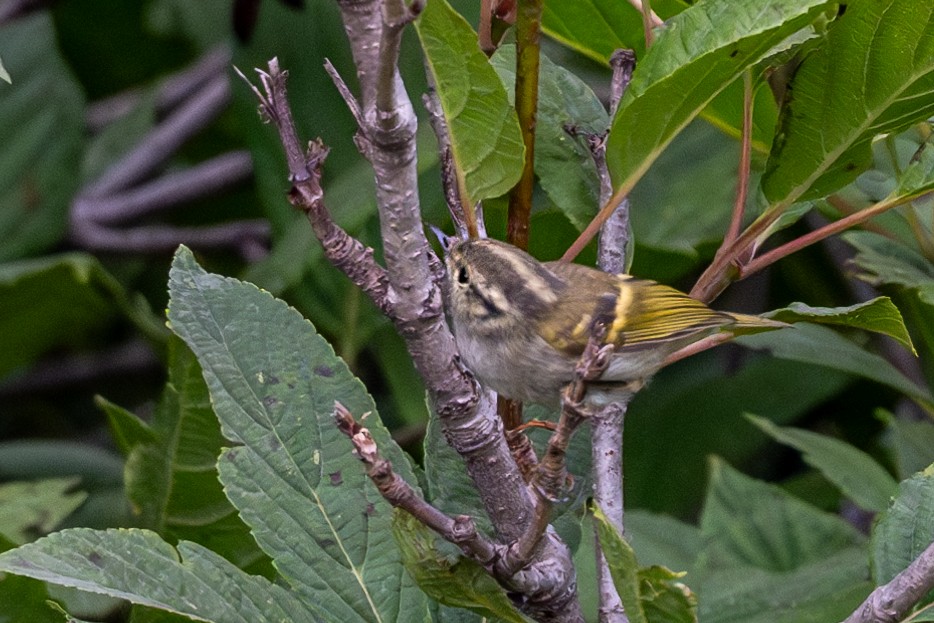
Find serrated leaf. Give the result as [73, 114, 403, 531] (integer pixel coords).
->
[844, 231, 934, 307]
[415, 0, 523, 205]
[0, 13, 84, 260]
[490, 46, 609, 230]
[392, 511, 529, 623]
[697, 546, 870, 623]
[737, 323, 934, 408]
[762, 0, 934, 204]
[606, 0, 833, 198]
[746, 415, 897, 513]
[102, 336, 272, 575]
[765, 297, 915, 354]
[167, 246, 428, 622]
[0, 478, 86, 546]
[0, 528, 319, 623]
[699, 458, 863, 573]
[871, 465, 934, 585]
[0, 253, 166, 379]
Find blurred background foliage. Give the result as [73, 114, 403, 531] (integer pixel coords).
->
[1, 0, 933, 620]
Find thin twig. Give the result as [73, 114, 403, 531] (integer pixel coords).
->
[591, 49, 637, 623]
[626, 0, 663, 28]
[639, 0, 656, 48]
[334, 402, 501, 566]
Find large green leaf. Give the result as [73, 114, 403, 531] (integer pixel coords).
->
[606, 0, 832, 197]
[625, 510, 701, 574]
[415, 0, 523, 206]
[871, 465, 934, 586]
[737, 323, 934, 407]
[0, 12, 84, 261]
[699, 458, 863, 573]
[100, 337, 271, 576]
[0, 528, 318, 623]
[166, 246, 428, 623]
[746, 415, 897, 513]
[697, 546, 871, 623]
[626, 354, 851, 516]
[762, 0, 934, 204]
[764, 297, 915, 353]
[491, 46, 609, 230]
[0, 253, 166, 379]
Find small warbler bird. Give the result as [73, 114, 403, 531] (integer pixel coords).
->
[441, 237, 785, 407]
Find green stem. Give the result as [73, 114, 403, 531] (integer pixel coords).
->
[506, 0, 542, 252]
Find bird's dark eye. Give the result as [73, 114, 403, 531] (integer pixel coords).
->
[457, 266, 469, 284]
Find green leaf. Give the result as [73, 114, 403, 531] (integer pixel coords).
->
[0, 528, 319, 623]
[103, 336, 272, 576]
[871, 465, 934, 585]
[699, 458, 863, 573]
[697, 546, 871, 623]
[0, 478, 86, 546]
[881, 412, 934, 479]
[895, 137, 934, 198]
[594, 506, 698, 623]
[765, 297, 916, 354]
[0, 571, 59, 623]
[0, 441, 127, 530]
[737, 323, 934, 408]
[542, 0, 689, 63]
[0, 55, 10, 84]
[845, 231, 934, 307]
[167, 246, 428, 623]
[392, 511, 529, 623]
[98, 396, 157, 457]
[423, 412, 491, 538]
[638, 565, 698, 623]
[0, 253, 166, 379]
[762, 0, 934, 204]
[746, 414, 897, 513]
[0, 12, 84, 261]
[415, 0, 523, 205]
[626, 355, 851, 516]
[626, 510, 701, 574]
[606, 0, 833, 197]
[491, 46, 609, 230]
[593, 506, 646, 623]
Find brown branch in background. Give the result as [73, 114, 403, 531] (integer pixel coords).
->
[86, 45, 232, 133]
[0, 0, 50, 25]
[72, 62, 269, 260]
[842, 538, 934, 623]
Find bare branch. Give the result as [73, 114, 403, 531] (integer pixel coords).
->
[334, 402, 501, 566]
[842, 539, 934, 623]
